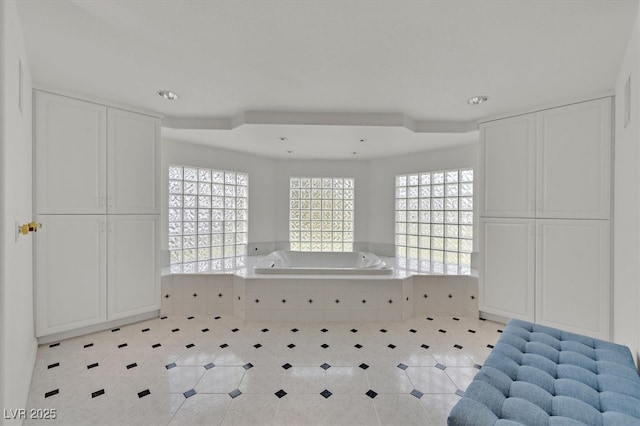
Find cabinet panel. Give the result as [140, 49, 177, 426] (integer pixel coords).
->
[36, 215, 107, 336]
[35, 91, 107, 214]
[107, 215, 160, 320]
[536, 98, 611, 219]
[479, 114, 536, 217]
[479, 218, 535, 321]
[535, 220, 610, 339]
[107, 109, 160, 214]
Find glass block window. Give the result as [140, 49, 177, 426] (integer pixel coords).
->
[395, 169, 473, 274]
[168, 165, 248, 273]
[289, 177, 354, 252]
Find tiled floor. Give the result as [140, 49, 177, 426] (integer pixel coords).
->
[26, 315, 503, 425]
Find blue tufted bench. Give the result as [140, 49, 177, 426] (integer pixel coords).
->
[447, 319, 640, 425]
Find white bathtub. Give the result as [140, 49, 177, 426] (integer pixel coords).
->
[254, 250, 393, 275]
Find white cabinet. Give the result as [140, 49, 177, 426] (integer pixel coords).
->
[479, 114, 536, 218]
[107, 108, 160, 214]
[35, 91, 107, 214]
[36, 215, 107, 336]
[34, 90, 161, 337]
[35, 91, 160, 215]
[535, 220, 610, 339]
[536, 100, 611, 219]
[480, 218, 535, 321]
[107, 216, 160, 320]
[478, 97, 612, 340]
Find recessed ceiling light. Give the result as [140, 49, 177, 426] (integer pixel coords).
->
[158, 90, 180, 100]
[351, 152, 358, 155]
[359, 139, 367, 143]
[279, 137, 289, 142]
[468, 95, 489, 105]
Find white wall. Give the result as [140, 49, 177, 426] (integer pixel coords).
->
[614, 6, 640, 364]
[368, 143, 479, 251]
[0, 0, 37, 422]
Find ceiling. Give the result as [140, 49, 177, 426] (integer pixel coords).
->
[17, 0, 638, 160]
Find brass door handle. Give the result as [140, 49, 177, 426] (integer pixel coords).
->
[19, 222, 42, 235]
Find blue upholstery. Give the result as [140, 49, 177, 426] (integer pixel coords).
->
[448, 319, 640, 425]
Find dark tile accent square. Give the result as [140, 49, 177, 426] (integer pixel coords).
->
[282, 363, 292, 370]
[435, 363, 446, 370]
[480, 317, 487, 321]
[138, 389, 150, 398]
[220, 343, 229, 348]
[49, 343, 60, 348]
[366, 390, 378, 399]
[468, 329, 476, 334]
[291, 328, 299, 333]
[426, 317, 434, 321]
[229, 389, 242, 398]
[183, 389, 196, 398]
[84, 343, 94, 348]
[254, 343, 262, 349]
[379, 329, 387, 333]
[455, 389, 465, 397]
[45, 389, 59, 398]
[187, 316, 194, 320]
[474, 364, 482, 370]
[354, 344, 363, 349]
[91, 389, 105, 398]
[87, 363, 99, 369]
[160, 316, 167, 320]
[320, 343, 329, 349]
[141, 328, 150, 333]
[232, 328, 239, 333]
[487, 344, 495, 349]
[47, 362, 59, 369]
[166, 363, 177, 370]
[439, 329, 447, 333]
[454, 344, 463, 350]
[152, 343, 161, 349]
[214, 316, 221, 320]
[421, 344, 430, 349]
[172, 328, 180, 333]
[186, 343, 195, 349]
[202, 328, 210, 333]
[320, 363, 331, 370]
[321, 328, 328, 333]
[498, 329, 503, 333]
[351, 329, 358, 333]
[118, 343, 128, 348]
[204, 363, 215, 370]
[320, 389, 332, 399]
[397, 363, 408, 370]
[387, 344, 396, 349]
[243, 363, 254, 370]
[453, 317, 460, 321]
[262, 328, 269, 333]
[287, 343, 296, 349]
[275, 389, 287, 399]
[126, 363, 137, 370]
[409, 329, 417, 333]
[359, 363, 369, 370]
[111, 328, 120, 332]
[410, 389, 423, 399]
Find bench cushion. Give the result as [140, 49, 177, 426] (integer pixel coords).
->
[448, 319, 640, 425]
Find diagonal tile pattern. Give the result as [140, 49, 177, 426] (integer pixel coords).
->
[25, 315, 501, 425]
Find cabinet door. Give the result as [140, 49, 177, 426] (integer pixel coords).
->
[107, 215, 160, 320]
[35, 91, 107, 214]
[107, 109, 160, 214]
[535, 219, 610, 339]
[479, 218, 535, 321]
[536, 98, 611, 219]
[479, 114, 536, 217]
[36, 215, 107, 336]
